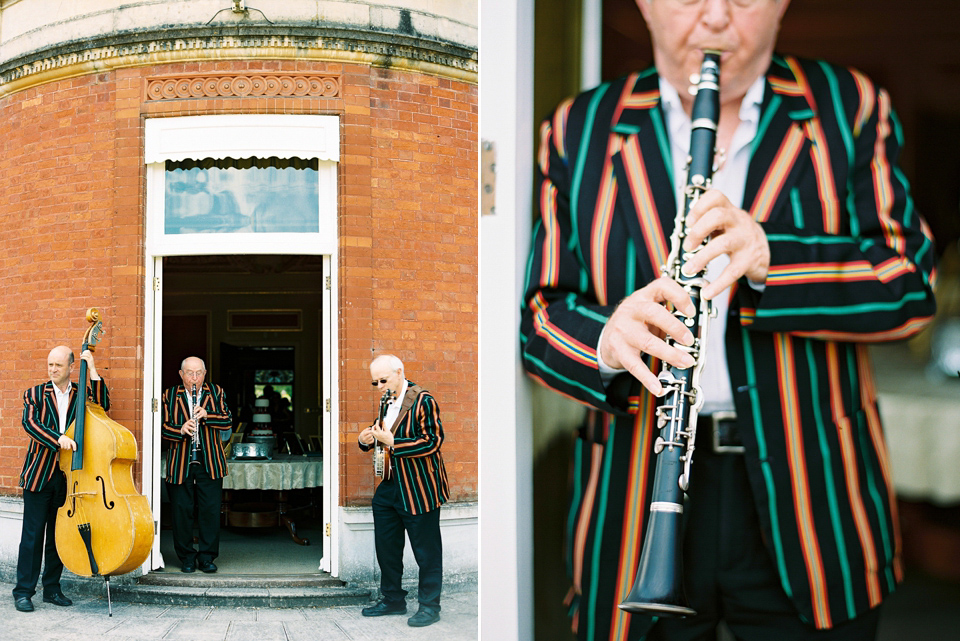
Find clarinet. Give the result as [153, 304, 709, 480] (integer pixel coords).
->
[619, 50, 722, 617]
[189, 383, 202, 466]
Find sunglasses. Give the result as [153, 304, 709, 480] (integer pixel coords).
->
[371, 378, 389, 386]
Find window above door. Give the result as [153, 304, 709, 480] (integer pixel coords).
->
[145, 114, 338, 256]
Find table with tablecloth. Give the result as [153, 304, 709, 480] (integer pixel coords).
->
[871, 343, 960, 505]
[221, 454, 323, 545]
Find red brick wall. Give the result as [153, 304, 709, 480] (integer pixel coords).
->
[0, 59, 478, 507]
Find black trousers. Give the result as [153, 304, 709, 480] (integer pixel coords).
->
[166, 464, 223, 565]
[372, 476, 443, 610]
[13, 471, 67, 600]
[648, 445, 881, 641]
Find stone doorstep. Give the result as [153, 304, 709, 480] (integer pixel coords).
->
[46, 572, 376, 609]
[109, 582, 376, 608]
[137, 572, 346, 589]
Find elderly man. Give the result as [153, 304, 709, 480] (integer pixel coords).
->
[162, 356, 232, 574]
[14, 346, 108, 612]
[358, 355, 449, 627]
[521, 0, 937, 639]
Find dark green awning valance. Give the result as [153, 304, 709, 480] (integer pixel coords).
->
[166, 157, 319, 171]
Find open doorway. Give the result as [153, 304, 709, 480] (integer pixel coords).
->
[156, 254, 327, 575]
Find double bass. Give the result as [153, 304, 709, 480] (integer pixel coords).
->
[55, 308, 154, 614]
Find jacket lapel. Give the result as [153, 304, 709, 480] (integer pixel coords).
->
[65, 382, 81, 428]
[743, 55, 816, 223]
[42, 383, 58, 427]
[609, 70, 679, 294]
[389, 384, 420, 434]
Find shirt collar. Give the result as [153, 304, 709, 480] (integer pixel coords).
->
[394, 379, 409, 404]
[659, 75, 765, 149]
[51, 380, 72, 396]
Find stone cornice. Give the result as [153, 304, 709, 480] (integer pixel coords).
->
[0, 26, 478, 98]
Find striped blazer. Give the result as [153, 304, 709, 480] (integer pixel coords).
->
[19, 379, 110, 492]
[521, 55, 937, 639]
[161, 383, 233, 484]
[360, 382, 449, 515]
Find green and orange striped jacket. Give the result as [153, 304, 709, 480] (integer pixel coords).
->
[162, 383, 233, 484]
[19, 379, 110, 492]
[360, 382, 449, 515]
[521, 54, 937, 639]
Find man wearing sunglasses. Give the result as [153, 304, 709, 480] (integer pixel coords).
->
[358, 354, 449, 627]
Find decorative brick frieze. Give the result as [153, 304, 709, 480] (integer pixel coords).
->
[146, 73, 341, 100]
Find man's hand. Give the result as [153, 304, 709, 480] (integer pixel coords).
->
[680, 189, 770, 300]
[79, 349, 100, 381]
[58, 434, 77, 451]
[180, 419, 197, 437]
[359, 426, 375, 446]
[370, 424, 395, 448]
[599, 276, 697, 396]
[193, 406, 208, 420]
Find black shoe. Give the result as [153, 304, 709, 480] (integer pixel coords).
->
[361, 600, 407, 617]
[198, 560, 217, 574]
[14, 596, 34, 612]
[407, 606, 440, 627]
[181, 561, 196, 573]
[42, 593, 73, 607]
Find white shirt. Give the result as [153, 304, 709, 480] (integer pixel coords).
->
[186, 385, 204, 420]
[53, 381, 72, 434]
[599, 75, 765, 414]
[382, 379, 409, 435]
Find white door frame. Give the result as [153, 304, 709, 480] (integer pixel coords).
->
[479, 0, 536, 638]
[140, 114, 341, 575]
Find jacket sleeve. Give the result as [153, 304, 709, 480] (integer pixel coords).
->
[161, 387, 185, 443]
[90, 379, 109, 410]
[391, 392, 444, 458]
[520, 97, 636, 416]
[205, 384, 233, 431]
[744, 70, 936, 340]
[22, 387, 59, 450]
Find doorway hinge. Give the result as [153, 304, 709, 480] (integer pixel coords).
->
[325, 398, 331, 412]
[153, 277, 161, 291]
[152, 398, 158, 412]
[154, 520, 159, 535]
[325, 523, 331, 537]
[325, 275, 331, 290]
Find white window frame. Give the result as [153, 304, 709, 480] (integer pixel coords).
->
[144, 114, 339, 257]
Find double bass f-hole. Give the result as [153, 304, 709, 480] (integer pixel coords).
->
[65, 477, 114, 517]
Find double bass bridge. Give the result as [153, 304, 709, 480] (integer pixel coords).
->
[65, 476, 115, 517]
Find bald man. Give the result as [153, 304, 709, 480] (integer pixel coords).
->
[161, 356, 233, 574]
[14, 346, 108, 613]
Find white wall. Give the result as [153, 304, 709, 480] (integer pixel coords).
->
[0, 0, 478, 62]
[338, 503, 478, 586]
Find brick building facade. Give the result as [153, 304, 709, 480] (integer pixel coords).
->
[0, 0, 477, 586]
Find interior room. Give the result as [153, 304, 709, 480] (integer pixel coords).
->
[156, 254, 326, 575]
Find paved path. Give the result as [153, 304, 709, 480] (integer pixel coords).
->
[2, 582, 478, 641]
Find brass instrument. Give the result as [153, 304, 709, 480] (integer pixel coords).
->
[619, 50, 722, 617]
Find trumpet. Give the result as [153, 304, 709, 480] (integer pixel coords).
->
[619, 50, 722, 617]
[189, 383, 202, 466]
